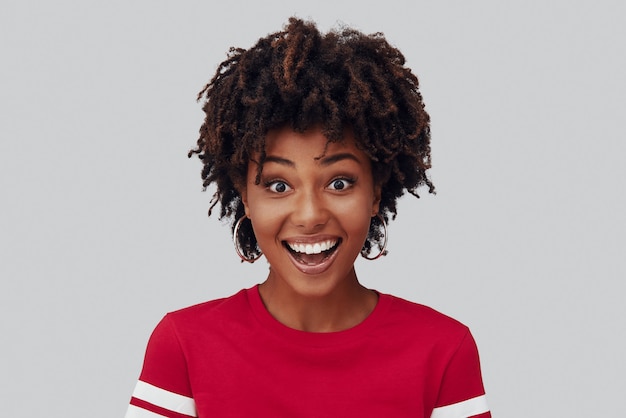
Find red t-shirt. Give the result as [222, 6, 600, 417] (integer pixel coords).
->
[126, 286, 491, 417]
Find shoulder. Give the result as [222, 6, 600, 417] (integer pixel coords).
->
[160, 288, 253, 335]
[378, 293, 470, 345]
[382, 293, 467, 328]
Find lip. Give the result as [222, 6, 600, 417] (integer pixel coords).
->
[282, 237, 342, 275]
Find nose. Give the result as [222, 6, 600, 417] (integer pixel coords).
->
[290, 189, 329, 231]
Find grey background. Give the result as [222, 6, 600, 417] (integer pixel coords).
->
[1, 1, 624, 417]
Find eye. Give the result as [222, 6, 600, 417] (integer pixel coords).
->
[328, 178, 354, 191]
[266, 180, 291, 193]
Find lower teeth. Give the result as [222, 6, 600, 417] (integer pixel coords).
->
[296, 251, 329, 265]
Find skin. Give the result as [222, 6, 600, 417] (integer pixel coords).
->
[240, 126, 381, 333]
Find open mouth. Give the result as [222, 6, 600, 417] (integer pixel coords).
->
[283, 239, 341, 266]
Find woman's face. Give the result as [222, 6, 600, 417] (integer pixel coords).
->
[241, 126, 381, 299]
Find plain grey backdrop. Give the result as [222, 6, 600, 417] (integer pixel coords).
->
[1, 1, 624, 417]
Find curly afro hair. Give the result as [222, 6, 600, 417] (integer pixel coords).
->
[189, 17, 434, 260]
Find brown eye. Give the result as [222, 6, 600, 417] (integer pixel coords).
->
[328, 178, 354, 191]
[268, 181, 291, 193]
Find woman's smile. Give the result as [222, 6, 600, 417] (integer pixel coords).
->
[283, 236, 341, 274]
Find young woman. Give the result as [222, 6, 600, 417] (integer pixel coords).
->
[125, 17, 491, 418]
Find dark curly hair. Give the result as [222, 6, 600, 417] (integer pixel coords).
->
[189, 17, 434, 260]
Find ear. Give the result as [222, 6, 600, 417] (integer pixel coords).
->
[236, 182, 251, 218]
[371, 184, 382, 216]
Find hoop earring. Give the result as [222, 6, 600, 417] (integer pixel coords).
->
[233, 215, 263, 263]
[362, 213, 388, 261]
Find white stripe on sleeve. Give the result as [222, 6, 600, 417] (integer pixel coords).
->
[125, 404, 168, 418]
[430, 394, 489, 418]
[131, 380, 197, 416]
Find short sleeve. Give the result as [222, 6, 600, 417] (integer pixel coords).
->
[125, 315, 198, 418]
[431, 330, 491, 418]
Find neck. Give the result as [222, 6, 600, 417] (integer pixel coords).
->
[258, 270, 378, 333]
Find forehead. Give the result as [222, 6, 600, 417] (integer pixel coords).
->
[262, 126, 366, 161]
[246, 125, 376, 185]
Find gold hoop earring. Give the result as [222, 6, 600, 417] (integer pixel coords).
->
[233, 215, 263, 263]
[362, 213, 388, 261]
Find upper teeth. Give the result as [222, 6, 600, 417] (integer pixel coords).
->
[288, 240, 337, 254]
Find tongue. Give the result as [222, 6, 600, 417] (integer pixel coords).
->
[297, 252, 327, 265]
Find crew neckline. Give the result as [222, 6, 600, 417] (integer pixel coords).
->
[246, 284, 391, 347]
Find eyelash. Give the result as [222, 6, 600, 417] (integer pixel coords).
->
[263, 177, 356, 193]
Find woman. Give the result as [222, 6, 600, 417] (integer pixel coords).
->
[125, 17, 491, 418]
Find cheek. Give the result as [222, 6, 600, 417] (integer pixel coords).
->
[247, 194, 275, 219]
[340, 196, 375, 235]
[247, 198, 286, 239]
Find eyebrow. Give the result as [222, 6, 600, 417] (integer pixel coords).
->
[318, 152, 361, 166]
[263, 153, 361, 168]
[263, 156, 295, 167]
